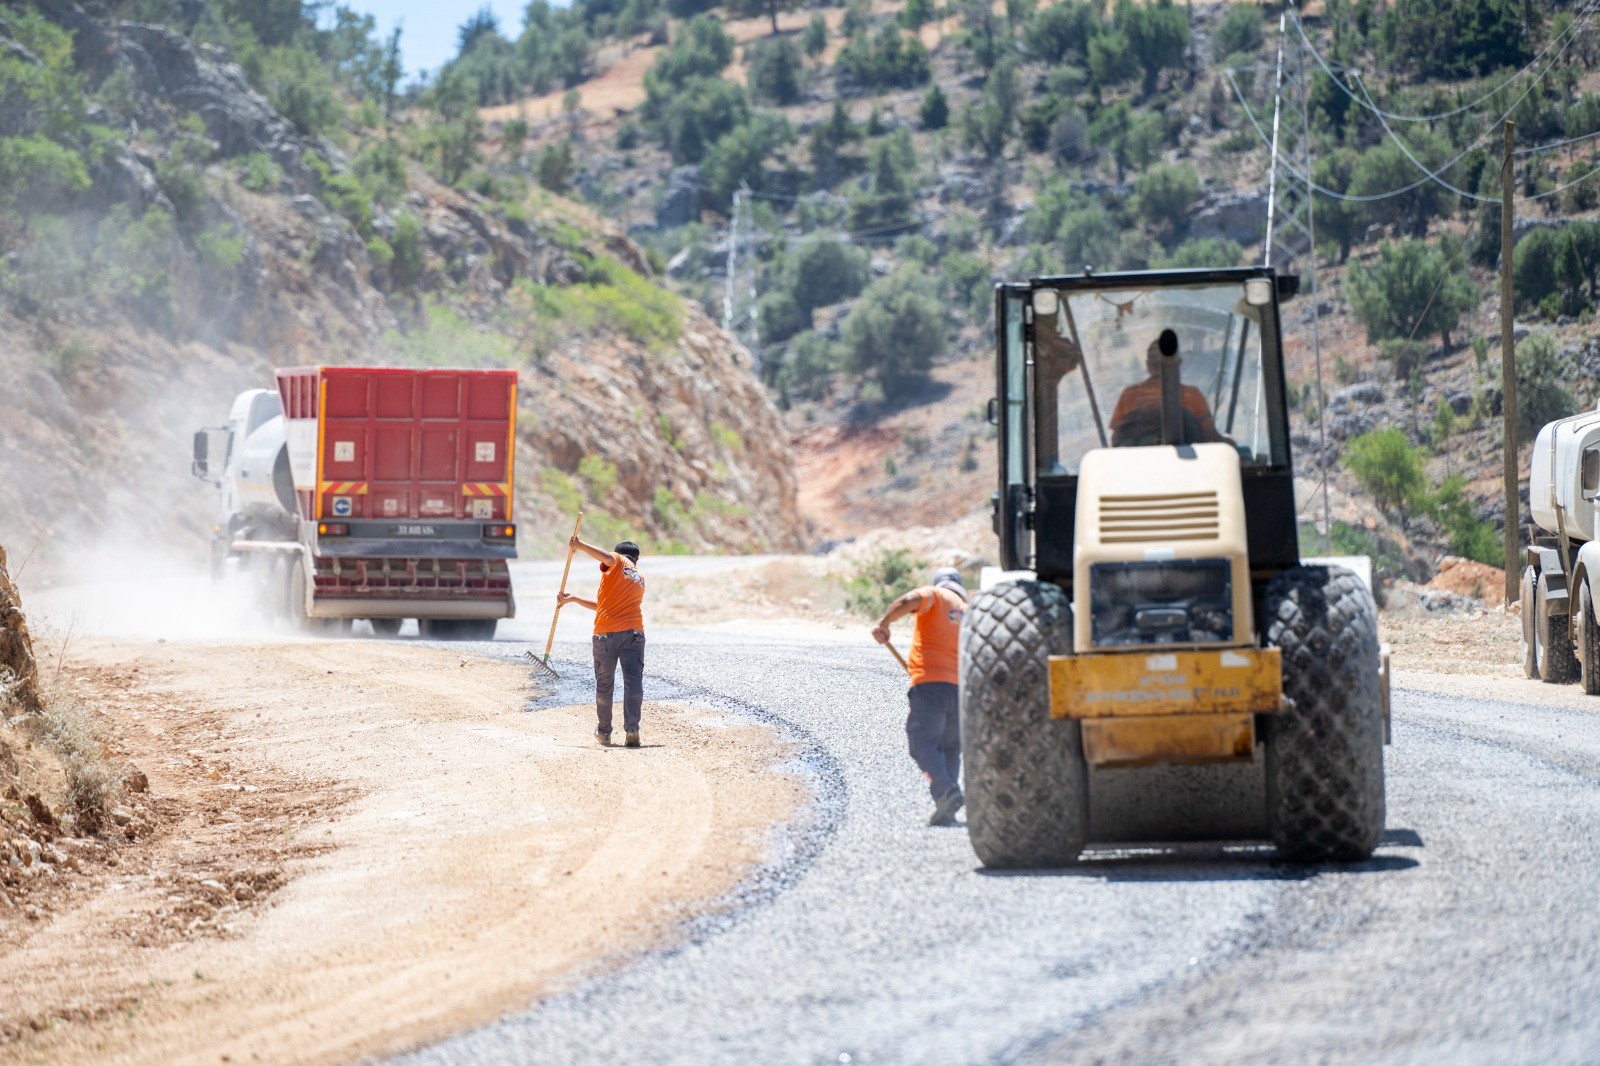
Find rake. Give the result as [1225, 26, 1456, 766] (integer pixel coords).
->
[527, 511, 583, 682]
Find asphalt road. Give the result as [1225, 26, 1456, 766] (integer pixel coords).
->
[397, 619, 1600, 1066]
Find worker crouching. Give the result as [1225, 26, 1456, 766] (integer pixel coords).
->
[872, 567, 969, 826]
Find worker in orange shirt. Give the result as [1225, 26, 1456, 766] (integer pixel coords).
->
[872, 567, 969, 826]
[1110, 334, 1227, 447]
[557, 536, 647, 748]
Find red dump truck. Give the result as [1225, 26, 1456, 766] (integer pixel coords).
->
[192, 366, 519, 639]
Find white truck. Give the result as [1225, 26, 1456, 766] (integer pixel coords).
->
[1521, 398, 1600, 693]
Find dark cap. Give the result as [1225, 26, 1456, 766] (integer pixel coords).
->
[613, 541, 640, 562]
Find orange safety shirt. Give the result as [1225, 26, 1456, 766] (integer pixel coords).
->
[909, 585, 966, 687]
[1110, 378, 1221, 441]
[593, 554, 645, 634]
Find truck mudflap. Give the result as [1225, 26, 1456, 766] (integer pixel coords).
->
[1049, 647, 1283, 768]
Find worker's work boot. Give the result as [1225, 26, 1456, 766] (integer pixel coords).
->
[929, 788, 964, 827]
[594, 728, 612, 747]
[625, 732, 641, 748]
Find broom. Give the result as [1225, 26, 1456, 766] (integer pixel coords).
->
[527, 512, 583, 682]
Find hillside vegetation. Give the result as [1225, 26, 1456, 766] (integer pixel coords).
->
[440, 0, 1600, 582]
[0, 0, 802, 572]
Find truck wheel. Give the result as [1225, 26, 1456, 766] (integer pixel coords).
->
[463, 619, 497, 641]
[1262, 565, 1385, 862]
[1536, 572, 1579, 685]
[1580, 583, 1600, 697]
[418, 619, 456, 640]
[370, 618, 402, 638]
[286, 557, 310, 631]
[1521, 566, 1539, 680]
[960, 580, 1087, 868]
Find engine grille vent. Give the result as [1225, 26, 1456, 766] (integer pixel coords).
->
[1099, 492, 1220, 543]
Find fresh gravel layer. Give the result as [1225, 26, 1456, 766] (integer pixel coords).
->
[406, 641, 1600, 1065]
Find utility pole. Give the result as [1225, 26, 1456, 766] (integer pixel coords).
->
[722, 185, 761, 374]
[1264, 3, 1331, 553]
[1501, 119, 1520, 606]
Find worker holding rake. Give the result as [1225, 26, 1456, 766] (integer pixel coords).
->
[557, 535, 647, 748]
[872, 567, 969, 826]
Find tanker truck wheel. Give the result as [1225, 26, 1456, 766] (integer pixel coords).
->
[369, 618, 402, 638]
[1263, 565, 1385, 862]
[285, 556, 311, 632]
[960, 580, 1087, 868]
[1535, 572, 1579, 685]
[1521, 566, 1539, 680]
[1580, 583, 1600, 697]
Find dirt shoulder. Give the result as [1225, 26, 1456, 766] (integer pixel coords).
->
[1, 638, 800, 1065]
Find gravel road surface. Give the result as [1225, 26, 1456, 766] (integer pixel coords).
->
[401, 617, 1600, 1066]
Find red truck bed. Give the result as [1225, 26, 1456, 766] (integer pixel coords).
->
[277, 366, 518, 523]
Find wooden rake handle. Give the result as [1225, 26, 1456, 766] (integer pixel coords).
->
[883, 641, 911, 676]
[543, 512, 584, 663]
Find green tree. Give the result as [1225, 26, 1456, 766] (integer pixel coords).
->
[648, 15, 735, 90]
[535, 138, 575, 193]
[1312, 148, 1363, 263]
[958, 0, 1003, 69]
[1114, 0, 1189, 98]
[809, 100, 861, 188]
[920, 84, 950, 130]
[700, 112, 792, 206]
[652, 78, 750, 163]
[961, 58, 1021, 162]
[1087, 101, 1159, 182]
[846, 129, 918, 233]
[772, 239, 872, 317]
[422, 70, 483, 184]
[1344, 427, 1428, 520]
[1347, 239, 1478, 350]
[1087, 27, 1138, 89]
[728, 0, 800, 35]
[1378, 0, 1529, 78]
[746, 37, 804, 105]
[1348, 135, 1453, 238]
[840, 266, 948, 391]
[1132, 163, 1201, 239]
[1025, 1, 1098, 63]
[803, 12, 828, 58]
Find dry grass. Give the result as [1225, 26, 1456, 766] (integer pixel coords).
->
[1381, 605, 1522, 678]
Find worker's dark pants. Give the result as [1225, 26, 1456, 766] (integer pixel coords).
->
[593, 629, 645, 734]
[907, 681, 961, 801]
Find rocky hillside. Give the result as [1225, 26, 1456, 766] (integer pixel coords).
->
[0, 1, 802, 577]
[454, 0, 1600, 581]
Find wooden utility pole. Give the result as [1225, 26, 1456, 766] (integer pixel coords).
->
[1501, 119, 1520, 606]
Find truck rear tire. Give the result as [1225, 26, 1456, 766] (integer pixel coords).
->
[960, 580, 1087, 868]
[1521, 566, 1539, 680]
[1262, 565, 1385, 862]
[1536, 572, 1579, 685]
[370, 618, 402, 638]
[1580, 583, 1600, 697]
[286, 556, 310, 631]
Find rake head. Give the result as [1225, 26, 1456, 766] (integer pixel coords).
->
[524, 650, 561, 682]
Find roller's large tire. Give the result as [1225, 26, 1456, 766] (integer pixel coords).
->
[960, 580, 1087, 868]
[1579, 583, 1600, 697]
[1536, 572, 1579, 685]
[1263, 565, 1386, 862]
[369, 618, 403, 638]
[1521, 566, 1539, 680]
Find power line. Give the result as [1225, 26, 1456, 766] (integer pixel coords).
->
[1513, 126, 1600, 157]
[1291, 0, 1599, 125]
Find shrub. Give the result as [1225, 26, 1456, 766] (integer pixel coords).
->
[803, 12, 829, 58]
[1150, 237, 1243, 269]
[353, 138, 406, 204]
[780, 330, 839, 400]
[261, 45, 344, 138]
[699, 113, 792, 207]
[1429, 475, 1500, 565]
[652, 77, 750, 164]
[844, 549, 924, 617]
[833, 25, 931, 90]
[578, 454, 619, 498]
[1025, 0, 1097, 62]
[961, 58, 1020, 162]
[389, 212, 425, 288]
[771, 239, 871, 318]
[0, 135, 90, 208]
[195, 226, 246, 271]
[1344, 427, 1428, 519]
[535, 139, 575, 193]
[239, 151, 284, 192]
[1211, 4, 1264, 59]
[383, 298, 520, 367]
[1515, 331, 1577, 443]
[1132, 163, 1201, 238]
[303, 150, 374, 237]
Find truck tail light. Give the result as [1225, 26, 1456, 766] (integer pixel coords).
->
[318, 522, 349, 536]
[484, 524, 516, 541]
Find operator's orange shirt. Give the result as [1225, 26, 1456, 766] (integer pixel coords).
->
[1110, 378, 1221, 441]
[593, 554, 645, 634]
[909, 586, 966, 687]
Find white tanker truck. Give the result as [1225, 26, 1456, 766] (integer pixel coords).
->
[1521, 398, 1600, 693]
[193, 366, 520, 639]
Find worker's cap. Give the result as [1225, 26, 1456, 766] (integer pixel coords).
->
[931, 567, 965, 595]
[613, 541, 640, 562]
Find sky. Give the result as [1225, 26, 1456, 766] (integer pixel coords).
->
[333, 0, 531, 81]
